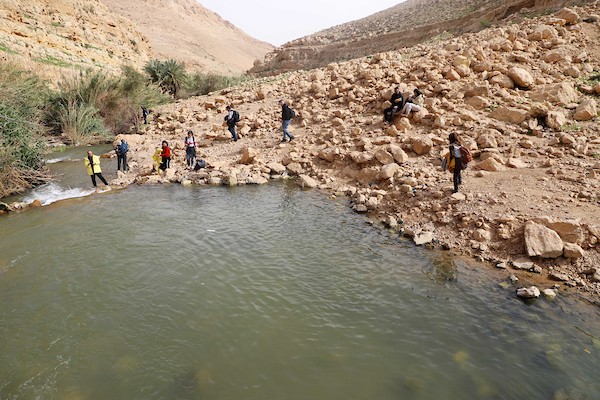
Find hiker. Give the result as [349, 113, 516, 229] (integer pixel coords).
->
[152, 147, 162, 173]
[224, 105, 239, 142]
[279, 99, 295, 142]
[401, 88, 424, 117]
[84, 150, 108, 187]
[160, 141, 171, 171]
[383, 86, 405, 123]
[141, 106, 149, 125]
[448, 132, 463, 193]
[115, 139, 129, 171]
[184, 130, 196, 169]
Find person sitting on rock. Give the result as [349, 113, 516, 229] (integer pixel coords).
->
[401, 88, 424, 117]
[383, 86, 405, 123]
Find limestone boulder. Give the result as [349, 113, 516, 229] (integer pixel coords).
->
[286, 162, 304, 176]
[563, 243, 585, 259]
[530, 83, 578, 105]
[508, 67, 534, 89]
[240, 147, 257, 164]
[375, 149, 395, 165]
[298, 174, 318, 188]
[379, 163, 401, 180]
[555, 8, 580, 24]
[524, 221, 563, 258]
[516, 286, 541, 299]
[389, 144, 409, 164]
[473, 158, 507, 172]
[546, 111, 567, 130]
[411, 137, 433, 155]
[490, 107, 528, 124]
[490, 74, 514, 89]
[573, 98, 597, 121]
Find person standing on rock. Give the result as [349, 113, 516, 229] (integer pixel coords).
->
[141, 106, 149, 125]
[279, 99, 295, 142]
[116, 139, 129, 172]
[448, 132, 463, 193]
[84, 150, 109, 188]
[160, 141, 171, 171]
[224, 105, 239, 142]
[384, 86, 405, 123]
[184, 130, 196, 169]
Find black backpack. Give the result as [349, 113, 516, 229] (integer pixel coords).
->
[232, 110, 240, 123]
[194, 159, 207, 170]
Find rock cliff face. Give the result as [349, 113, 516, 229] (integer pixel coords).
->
[99, 0, 274, 74]
[0, 0, 152, 79]
[249, 0, 595, 76]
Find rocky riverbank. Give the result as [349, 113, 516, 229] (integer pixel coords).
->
[3, 5, 600, 302]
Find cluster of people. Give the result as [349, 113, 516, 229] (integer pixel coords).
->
[87, 92, 469, 194]
[383, 87, 424, 123]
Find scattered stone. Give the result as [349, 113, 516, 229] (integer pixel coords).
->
[512, 259, 534, 270]
[414, 232, 434, 246]
[543, 288, 557, 299]
[517, 286, 541, 299]
[549, 272, 570, 282]
[563, 243, 585, 259]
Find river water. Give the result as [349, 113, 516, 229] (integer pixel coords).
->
[0, 152, 599, 399]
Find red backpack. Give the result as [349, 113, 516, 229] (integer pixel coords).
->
[460, 146, 473, 164]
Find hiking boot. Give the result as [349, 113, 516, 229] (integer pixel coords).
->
[289, 136, 294, 142]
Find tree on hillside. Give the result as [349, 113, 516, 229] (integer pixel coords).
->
[144, 59, 187, 97]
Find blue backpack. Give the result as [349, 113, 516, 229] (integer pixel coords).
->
[120, 141, 129, 153]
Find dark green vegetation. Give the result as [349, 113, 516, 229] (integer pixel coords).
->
[0, 59, 246, 198]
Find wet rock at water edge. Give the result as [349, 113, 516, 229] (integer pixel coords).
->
[517, 286, 541, 299]
[413, 232, 434, 246]
[543, 289, 557, 300]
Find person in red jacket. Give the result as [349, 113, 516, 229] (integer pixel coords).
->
[160, 140, 171, 171]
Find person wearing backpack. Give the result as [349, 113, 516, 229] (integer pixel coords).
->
[279, 99, 295, 142]
[184, 130, 196, 169]
[448, 132, 465, 193]
[116, 139, 129, 172]
[224, 105, 239, 142]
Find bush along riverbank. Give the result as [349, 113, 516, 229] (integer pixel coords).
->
[3, 6, 600, 304]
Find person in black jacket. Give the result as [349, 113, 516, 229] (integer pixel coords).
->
[383, 86, 405, 123]
[279, 99, 295, 142]
[224, 105, 239, 142]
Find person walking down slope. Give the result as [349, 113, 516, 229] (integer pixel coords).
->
[448, 132, 463, 193]
[279, 99, 295, 142]
[160, 141, 171, 171]
[184, 130, 196, 169]
[115, 139, 129, 172]
[224, 105, 239, 142]
[84, 150, 109, 188]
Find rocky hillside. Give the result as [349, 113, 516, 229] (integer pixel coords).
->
[250, 0, 595, 76]
[99, 0, 274, 74]
[81, 4, 599, 300]
[0, 0, 152, 79]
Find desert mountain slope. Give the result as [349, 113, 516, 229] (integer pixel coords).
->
[106, 4, 600, 296]
[0, 0, 152, 79]
[98, 0, 274, 74]
[250, 0, 595, 76]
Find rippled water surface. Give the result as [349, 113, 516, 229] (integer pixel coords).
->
[0, 184, 599, 400]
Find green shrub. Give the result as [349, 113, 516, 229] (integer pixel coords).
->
[184, 72, 248, 97]
[0, 63, 48, 197]
[56, 100, 108, 145]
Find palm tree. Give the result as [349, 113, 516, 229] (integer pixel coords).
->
[144, 59, 186, 97]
